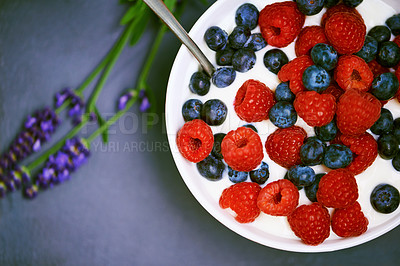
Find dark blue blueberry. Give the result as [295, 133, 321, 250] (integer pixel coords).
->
[392, 152, 400, 171]
[300, 137, 326, 166]
[355, 36, 378, 63]
[302, 65, 331, 92]
[204, 26, 228, 51]
[315, 119, 338, 141]
[305, 173, 325, 202]
[182, 99, 203, 122]
[343, 0, 363, 8]
[212, 133, 226, 159]
[311, 43, 338, 71]
[393, 118, 400, 142]
[216, 47, 236, 66]
[269, 101, 297, 128]
[368, 26, 391, 43]
[370, 184, 400, 214]
[228, 166, 248, 183]
[212, 67, 236, 88]
[263, 49, 289, 74]
[201, 99, 227, 126]
[249, 162, 269, 184]
[370, 108, 394, 135]
[275, 82, 295, 102]
[242, 124, 258, 133]
[377, 134, 399, 160]
[235, 3, 259, 30]
[323, 144, 353, 169]
[228, 25, 251, 49]
[189, 71, 210, 96]
[376, 41, 400, 67]
[371, 72, 399, 100]
[288, 165, 316, 187]
[386, 14, 400, 36]
[284, 171, 302, 190]
[324, 0, 339, 8]
[296, 0, 325, 16]
[196, 155, 225, 181]
[232, 48, 256, 73]
[244, 33, 267, 51]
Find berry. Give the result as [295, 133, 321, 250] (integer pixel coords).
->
[317, 169, 358, 208]
[212, 67, 236, 88]
[293, 91, 336, 127]
[310, 43, 338, 71]
[182, 99, 202, 122]
[249, 162, 269, 184]
[368, 25, 391, 43]
[322, 83, 344, 101]
[300, 137, 326, 166]
[287, 165, 316, 187]
[176, 119, 214, 163]
[219, 182, 261, 223]
[275, 82, 295, 102]
[204, 26, 228, 51]
[325, 0, 339, 8]
[370, 184, 400, 214]
[376, 41, 400, 67]
[244, 33, 267, 51]
[229, 26, 251, 49]
[263, 49, 289, 74]
[258, 1, 305, 48]
[295, 26, 329, 57]
[368, 59, 390, 78]
[232, 48, 256, 73]
[323, 144, 353, 169]
[216, 47, 235, 66]
[336, 89, 381, 136]
[334, 55, 373, 92]
[315, 119, 338, 141]
[354, 36, 378, 63]
[257, 179, 299, 216]
[331, 201, 368, 237]
[287, 203, 330, 245]
[235, 3, 259, 30]
[201, 99, 227, 126]
[392, 153, 400, 171]
[321, 4, 363, 27]
[221, 127, 264, 172]
[234, 79, 275, 122]
[189, 72, 210, 96]
[371, 72, 400, 101]
[377, 134, 399, 160]
[242, 124, 257, 133]
[228, 166, 248, 183]
[265, 126, 307, 169]
[386, 14, 400, 36]
[296, 0, 325, 16]
[370, 108, 394, 135]
[268, 101, 297, 129]
[278, 55, 314, 95]
[196, 155, 226, 181]
[302, 65, 331, 92]
[393, 118, 400, 142]
[343, 0, 363, 8]
[305, 173, 325, 202]
[284, 171, 302, 190]
[211, 133, 226, 159]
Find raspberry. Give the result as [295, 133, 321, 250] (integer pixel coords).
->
[339, 133, 378, 175]
[336, 89, 381, 136]
[325, 11, 366, 54]
[294, 91, 336, 127]
[295, 26, 329, 57]
[331, 201, 369, 237]
[287, 203, 330, 245]
[265, 126, 307, 168]
[221, 127, 264, 172]
[334, 55, 373, 92]
[257, 179, 299, 216]
[234, 79, 275, 122]
[321, 3, 363, 27]
[278, 55, 314, 95]
[322, 83, 345, 101]
[176, 119, 214, 163]
[368, 59, 390, 78]
[259, 1, 305, 48]
[219, 182, 261, 223]
[317, 169, 358, 209]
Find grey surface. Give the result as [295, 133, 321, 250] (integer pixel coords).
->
[0, 0, 399, 265]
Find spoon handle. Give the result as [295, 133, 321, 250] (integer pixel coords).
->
[143, 0, 215, 77]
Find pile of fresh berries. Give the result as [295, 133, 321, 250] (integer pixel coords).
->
[177, 0, 400, 246]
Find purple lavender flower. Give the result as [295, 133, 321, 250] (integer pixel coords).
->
[55, 88, 85, 125]
[118, 91, 134, 110]
[139, 89, 151, 112]
[55, 88, 73, 108]
[23, 184, 38, 199]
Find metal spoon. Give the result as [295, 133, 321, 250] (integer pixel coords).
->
[143, 0, 215, 77]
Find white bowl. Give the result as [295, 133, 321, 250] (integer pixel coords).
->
[165, 0, 400, 252]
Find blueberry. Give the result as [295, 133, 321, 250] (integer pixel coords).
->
[263, 49, 289, 74]
[324, 0, 339, 8]
[216, 47, 236, 66]
[392, 152, 400, 171]
[314, 119, 338, 141]
[249, 162, 269, 184]
[377, 134, 399, 159]
[242, 124, 258, 133]
[368, 25, 391, 43]
[228, 25, 251, 49]
[204, 26, 228, 51]
[284, 172, 302, 190]
[305, 173, 325, 202]
[323, 144, 353, 169]
[370, 108, 394, 135]
[376, 41, 400, 67]
[212, 133, 226, 159]
[235, 3, 259, 30]
[310, 43, 338, 71]
[182, 99, 203, 122]
[302, 65, 331, 92]
[355, 36, 378, 63]
[371, 72, 400, 101]
[370, 184, 400, 214]
[196, 155, 226, 181]
[275, 82, 295, 102]
[228, 166, 248, 183]
[300, 137, 326, 166]
[393, 118, 400, 142]
[189, 72, 210, 96]
[287, 165, 316, 187]
[269, 101, 297, 128]
[244, 33, 267, 51]
[296, 0, 325, 16]
[343, 0, 363, 8]
[212, 67, 236, 88]
[386, 14, 400, 36]
[201, 99, 228, 126]
[232, 48, 256, 73]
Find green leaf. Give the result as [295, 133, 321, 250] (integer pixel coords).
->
[129, 7, 150, 46]
[120, 0, 144, 25]
[93, 106, 109, 144]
